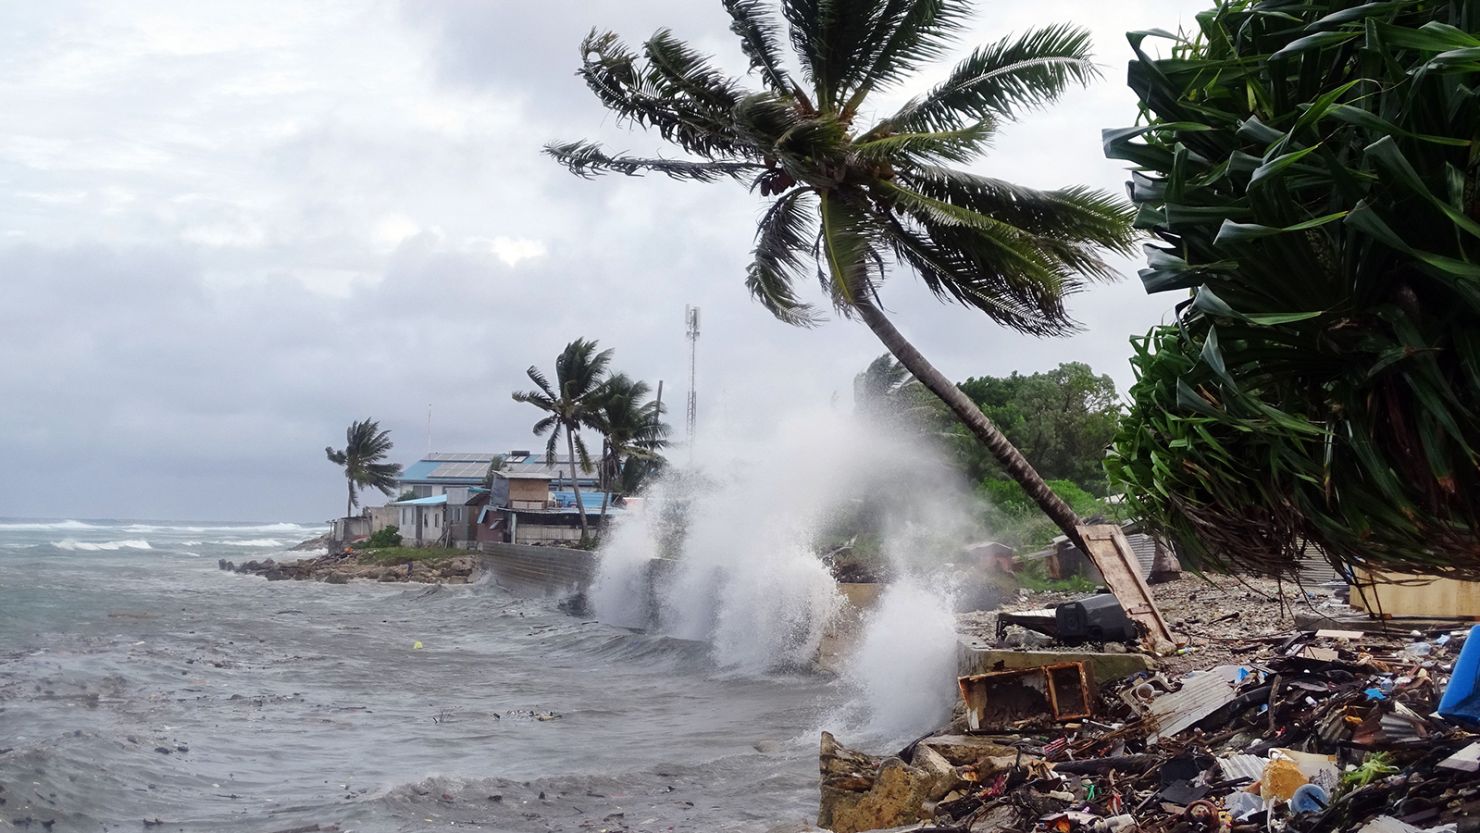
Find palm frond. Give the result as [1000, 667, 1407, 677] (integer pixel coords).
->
[525, 366, 556, 399]
[901, 166, 1139, 256]
[747, 188, 823, 326]
[643, 29, 742, 113]
[881, 23, 1098, 134]
[577, 30, 747, 158]
[532, 414, 560, 436]
[879, 211, 1071, 335]
[842, 0, 968, 114]
[853, 120, 996, 165]
[817, 189, 880, 311]
[722, 0, 796, 94]
[545, 140, 764, 182]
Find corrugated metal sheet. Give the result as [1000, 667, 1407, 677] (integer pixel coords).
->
[1147, 665, 1242, 742]
[1126, 532, 1157, 578]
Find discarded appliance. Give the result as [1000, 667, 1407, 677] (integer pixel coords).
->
[996, 608, 1058, 642]
[958, 662, 1092, 732]
[1055, 593, 1138, 645]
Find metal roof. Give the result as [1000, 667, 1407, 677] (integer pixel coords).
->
[423, 452, 501, 462]
[498, 471, 554, 480]
[392, 494, 448, 506]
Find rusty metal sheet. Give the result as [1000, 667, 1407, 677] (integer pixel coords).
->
[958, 662, 1093, 732]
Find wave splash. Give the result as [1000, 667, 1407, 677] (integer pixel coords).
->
[53, 538, 153, 552]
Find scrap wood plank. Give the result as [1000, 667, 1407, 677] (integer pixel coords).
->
[1077, 524, 1176, 654]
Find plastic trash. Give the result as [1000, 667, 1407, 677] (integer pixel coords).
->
[412, 640, 424, 650]
[1291, 783, 1330, 814]
[1438, 625, 1480, 725]
[1261, 756, 1308, 801]
[1406, 642, 1433, 657]
[1366, 688, 1388, 701]
[1226, 791, 1262, 820]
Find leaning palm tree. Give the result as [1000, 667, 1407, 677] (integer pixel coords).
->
[325, 419, 402, 521]
[593, 373, 670, 528]
[511, 339, 615, 539]
[547, 0, 1137, 548]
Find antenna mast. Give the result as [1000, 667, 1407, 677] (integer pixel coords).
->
[685, 306, 700, 447]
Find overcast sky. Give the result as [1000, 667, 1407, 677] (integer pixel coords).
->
[0, 0, 1208, 522]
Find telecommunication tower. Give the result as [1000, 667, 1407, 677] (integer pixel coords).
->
[685, 306, 700, 445]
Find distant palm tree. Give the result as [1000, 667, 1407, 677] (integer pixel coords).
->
[325, 419, 402, 520]
[512, 339, 614, 540]
[547, 0, 1137, 549]
[593, 374, 670, 527]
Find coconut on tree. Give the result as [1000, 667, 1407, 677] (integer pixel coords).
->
[512, 339, 614, 541]
[325, 418, 402, 521]
[546, 0, 1137, 549]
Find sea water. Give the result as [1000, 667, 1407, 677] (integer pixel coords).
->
[0, 519, 835, 831]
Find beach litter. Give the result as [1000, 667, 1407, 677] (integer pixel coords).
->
[821, 622, 1480, 833]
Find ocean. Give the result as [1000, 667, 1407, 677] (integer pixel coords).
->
[0, 519, 843, 832]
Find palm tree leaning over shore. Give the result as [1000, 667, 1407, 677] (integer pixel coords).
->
[593, 373, 670, 531]
[547, 0, 1138, 550]
[512, 339, 614, 541]
[325, 418, 402, 522]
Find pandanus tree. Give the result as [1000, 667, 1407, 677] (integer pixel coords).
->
[1105, 0, 1480, 578]
[325, 419, 402, 520]
[512, 339, 614, 539]
[547, 0, 1138, 548]
[593, 373, 670, 525]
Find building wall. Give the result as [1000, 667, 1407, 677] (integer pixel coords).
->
[515, 523, 583, 545]
[509, 479, 549, 506]
[368, 505, 398, 534]
[397, 504, 447, 547]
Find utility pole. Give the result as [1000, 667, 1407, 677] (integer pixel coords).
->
[685, 306, 700, 454]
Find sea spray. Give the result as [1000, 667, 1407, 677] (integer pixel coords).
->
[845, 577, 960, 738]
[592, 407, 988, 677]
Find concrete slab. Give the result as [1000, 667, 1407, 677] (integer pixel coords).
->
[956, 637, 1155, 688]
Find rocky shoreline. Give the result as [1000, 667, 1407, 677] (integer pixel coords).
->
[220, 549, 479, 584]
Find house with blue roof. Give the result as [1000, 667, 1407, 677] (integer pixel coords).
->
[397, 450, 598, 499]
[390, 456, 619, 547]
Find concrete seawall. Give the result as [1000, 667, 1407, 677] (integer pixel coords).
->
[474, 543, 597, 599]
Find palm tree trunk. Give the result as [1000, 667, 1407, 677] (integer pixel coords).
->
[346, 481, 355, 522]
[597, 453, 614, 535]
[565, 427, 590, 539]
[852, 297, 1086, 552]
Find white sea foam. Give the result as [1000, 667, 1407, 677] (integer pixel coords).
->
[214, 538, 289, 548]
[53, 538, 153, 551]
[0, 520, 102, 531]
[120, 522, 321, 534]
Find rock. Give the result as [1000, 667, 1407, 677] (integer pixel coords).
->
[910, 743, 962, 801]
[918, 735, 1022, 768]
[821, 757, 933, 833]
[754, 739, 782, 754]
[324, 573, 349, 585]
[818, 733, 934, 833]
[378, 570, 400, 582]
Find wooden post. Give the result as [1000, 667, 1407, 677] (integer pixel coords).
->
[1076, 524, 1178, 654]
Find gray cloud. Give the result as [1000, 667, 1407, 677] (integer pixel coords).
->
[0, 0, 1205, 521]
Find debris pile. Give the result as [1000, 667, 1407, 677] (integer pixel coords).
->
[822, 624, 1480, 833]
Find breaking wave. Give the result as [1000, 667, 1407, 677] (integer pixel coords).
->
[214, 538, 290, 548]
[53, 539, 153, 551]
[119, 522, 320, 534]
[0, 519, 102, 531]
